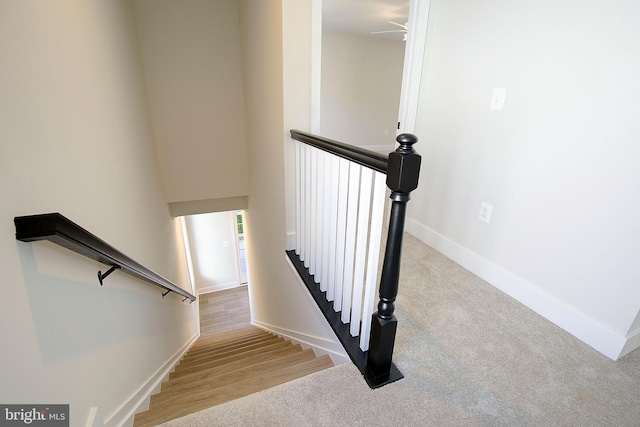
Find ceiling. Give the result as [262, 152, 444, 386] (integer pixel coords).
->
[322, 0, 410, 41]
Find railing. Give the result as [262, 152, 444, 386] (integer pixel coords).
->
[287, 130, 420, 388]
[14, 212, 196, 302]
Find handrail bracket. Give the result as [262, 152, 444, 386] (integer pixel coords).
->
[98, 265, 121, 286]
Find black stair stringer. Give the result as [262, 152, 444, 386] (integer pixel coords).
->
[285, 250, 367, 373]
[286, 250, 404, 388]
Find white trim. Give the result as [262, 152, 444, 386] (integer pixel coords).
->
[283, 254, 350, 364]
[99, 332, 199, 427]
[404, 217, 630, 361]
[232, 211, 246, 285]
[85, 407, 103, 427]
[179, 216, 196, 296]
[251, 319, 349, 366]
[398, 0, 431, 134]
[310, 0, 322, 133]
[197, 281, 241, 295]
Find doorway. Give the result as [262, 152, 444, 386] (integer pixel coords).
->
[183, 210, 247, 295]
[317, 0, 430, 139]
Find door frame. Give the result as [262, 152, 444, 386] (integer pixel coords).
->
[310, 0, 431, 136]
[398, 0, 431, 134]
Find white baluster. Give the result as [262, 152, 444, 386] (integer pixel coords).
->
[360, 171, 387, 351]
[341, 162, 361, 325]
[295, 141, 302, 257]
[326, 155, 340, 302]
[315, 149, 324, 284]
[320, 150, 332, 292]
[303, 143, 311, 267]
[350, 168, 373, 337]
[333, 158, 349, 312]
[309, 147, 317, 275]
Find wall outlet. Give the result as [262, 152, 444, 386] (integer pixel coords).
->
[490, 88, 507, 110]
[478, 202, 493, 223]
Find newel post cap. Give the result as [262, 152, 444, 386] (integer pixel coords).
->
[387, 133, 421, 193]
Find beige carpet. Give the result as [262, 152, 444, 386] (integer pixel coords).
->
[160, 233, 640, 426]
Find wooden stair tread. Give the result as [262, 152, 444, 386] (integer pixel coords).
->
[190, 327, 262, 348]
[163, 343, 304, 390]
[174, 339, 295, 376]
[150, 349, 318, 406]
[182, 338, 283, 365]
[133, 287, 335, 427]
[182, 333, 280, 361]
[171, 340, 294, 378]
[134, 355, 333, 427]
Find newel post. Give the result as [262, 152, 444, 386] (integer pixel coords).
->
[365, 133, 421, 388]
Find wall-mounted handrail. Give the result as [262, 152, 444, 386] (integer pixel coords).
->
[14, 213, 196, 303]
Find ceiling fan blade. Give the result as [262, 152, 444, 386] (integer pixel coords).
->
[370, 30, 405, 34]
[387, 21, 408, 30]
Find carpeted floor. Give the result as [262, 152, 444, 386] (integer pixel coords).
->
[160, 233, 640, 426]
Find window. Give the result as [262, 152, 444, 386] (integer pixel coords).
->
[236, 211, 248, 284]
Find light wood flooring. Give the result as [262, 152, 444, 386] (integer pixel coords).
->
[133, 286, 333, 426]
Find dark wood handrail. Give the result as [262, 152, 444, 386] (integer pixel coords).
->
[290, 129, 389, 174]
[14, 213, 196, 302]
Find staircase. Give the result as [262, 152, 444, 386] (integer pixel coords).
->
[133, 287, 334, 426]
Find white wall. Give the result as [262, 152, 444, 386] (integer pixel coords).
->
[0, 1, 198, 425]
[238, 0, 348, 362]
[320, 32, 404, 150]
[408, 0, 640, 359]
[132, 0, 250, 207]
[186, 212, 241, 294]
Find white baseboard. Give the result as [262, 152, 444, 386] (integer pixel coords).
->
[92, 332, 200, 427]
[404, 217, 631, 361]
[282, 254, 350, 365]
[86, 406, 104, 427]
[286, 231, 296, 251]
[197, 281, 241, 295]
[251, 319, 350, 366]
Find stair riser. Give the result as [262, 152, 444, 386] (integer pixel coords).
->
[170, 341, 294, 378]
[183, 334, 280, 361]
[189, 328, 263, 349]
[176, 338, 284, 368]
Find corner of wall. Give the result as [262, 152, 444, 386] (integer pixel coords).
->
[618, 328, 640, 360]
